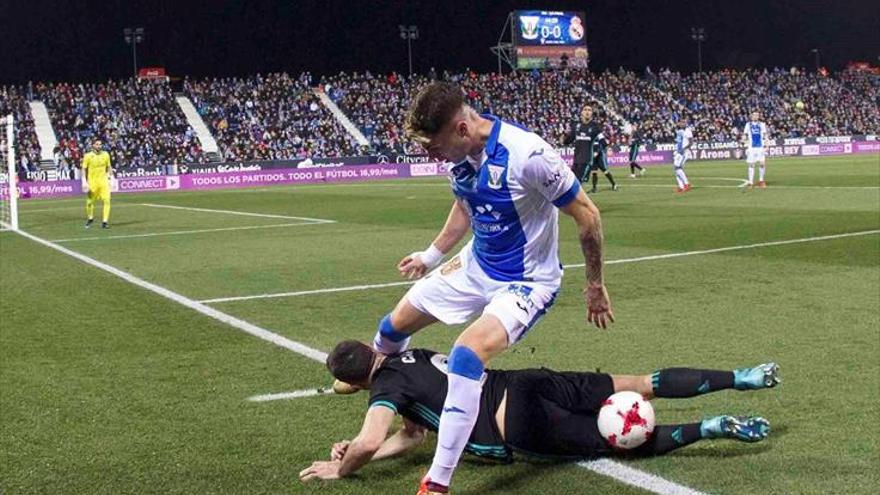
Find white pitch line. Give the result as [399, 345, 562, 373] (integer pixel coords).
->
[49, 222, 323, 243]
[21, 204, 139, 214]
[247, 388, 333, 402]
[746, 185, 880, 190]
[251, 395, 710, 494]
[579, 459, 707, 495]
[623, 183, 880, 190]
[581, 229, 880, 269]
[10, 228, 329, 363]
[200, 229, 880, 304]
[140, 203, 336, 223]
[200, 281, 415, 304]
[9, 227, 712, 494]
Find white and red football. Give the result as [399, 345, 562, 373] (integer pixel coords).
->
[597, 391, 656, 449]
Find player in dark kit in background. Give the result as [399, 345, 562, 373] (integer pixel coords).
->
[299, 341, 778, 485]
[628, 123, 645, 178]
[562, 105, 618, 193]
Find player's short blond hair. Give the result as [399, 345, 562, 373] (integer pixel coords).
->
[405, 82, 465, 144]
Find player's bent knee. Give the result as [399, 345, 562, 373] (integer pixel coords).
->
[611, 375, 654, 397]
[390, 298, 433, 333]
[456, 314, 512, 360]
[447, 345, 484, 380]
[378, 314, 410, 343]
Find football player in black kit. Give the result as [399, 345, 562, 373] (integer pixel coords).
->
[299, 340, 778, 485]
[562, 105, 619, 193]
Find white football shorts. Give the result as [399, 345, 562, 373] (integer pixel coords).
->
[673, 152, 688, 168]
[405, 243, 559, 346]
[746, 148, 766, 164]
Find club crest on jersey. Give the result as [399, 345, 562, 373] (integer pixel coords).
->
[487, 165, 505, 189]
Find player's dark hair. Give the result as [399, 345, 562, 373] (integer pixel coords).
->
[405, 81, 465, 143]
[326, 340, 375, 384]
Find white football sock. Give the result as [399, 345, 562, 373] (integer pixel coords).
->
[675, 168, 689, 187]
[759, 164, 765, 182]
[372, 332, 410, 355]
[427, 372, 482, 486]
[747, 165, 755, 184]
[372, 315, 410, 355]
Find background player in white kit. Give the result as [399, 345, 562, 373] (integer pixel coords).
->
[359, 82, 613, 495]
[743, 111, 769, 188]
[673, 120, 693, 193]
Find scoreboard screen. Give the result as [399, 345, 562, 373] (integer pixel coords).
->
[513, 11, 588, 69]
[514, 11, 586, 46]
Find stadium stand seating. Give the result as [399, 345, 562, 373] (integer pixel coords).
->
[1, 68, 877, 170]
[32, 79, 208, 171]
[184, 73, 362, 161]
[0, 85, 42, 176]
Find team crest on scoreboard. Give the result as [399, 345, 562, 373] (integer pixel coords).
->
[519, 16, 539, 40]
[487, 165, 505, 189]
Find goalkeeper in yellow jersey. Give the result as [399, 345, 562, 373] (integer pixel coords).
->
[81, 139, 113, 229]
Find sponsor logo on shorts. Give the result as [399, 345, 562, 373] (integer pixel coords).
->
[440, 256, 462, 276]
[508, 284, 537, 313]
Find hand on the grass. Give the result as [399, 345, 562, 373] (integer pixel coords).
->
[398, 254, 428, 280]
[299, 460, 342, 482]
[330, 440, 350, 461]
[584, 284, 614, 329]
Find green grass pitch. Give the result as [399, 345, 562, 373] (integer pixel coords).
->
[1, 155, 878, 494]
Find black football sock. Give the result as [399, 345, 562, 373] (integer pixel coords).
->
[605, 172, 616, 187]
[652, 368, 735, 398]
[634, 423, 703, 456]
[633, 162, 643, 170]
[591, 173, 598, 189]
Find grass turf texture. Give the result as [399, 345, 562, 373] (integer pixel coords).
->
[1, 155, 878, 494]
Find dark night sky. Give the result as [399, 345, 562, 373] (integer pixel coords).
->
[2, 0, 878, 84]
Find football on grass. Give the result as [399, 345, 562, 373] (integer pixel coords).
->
[597, 391, 655, 449]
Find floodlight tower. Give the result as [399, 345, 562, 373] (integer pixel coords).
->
[690, 27, 706, 72]
[399, 25, 419, 77]
[123, 27, 145, 77]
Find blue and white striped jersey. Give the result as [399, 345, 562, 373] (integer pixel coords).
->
[675, 127, 693, 154]
[448, 116, 580, 284]
[744, 121, 768, 149]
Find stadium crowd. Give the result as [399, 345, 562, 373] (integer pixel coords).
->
[321, 71, 431, 155]
[1, 67, 877, 172]
[0, 85, 42, 177]
[30, 79, 208, 173]
[322, 67, 879, 151]
[185, 72, 361, 161]
[654, 67, 880, 141]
